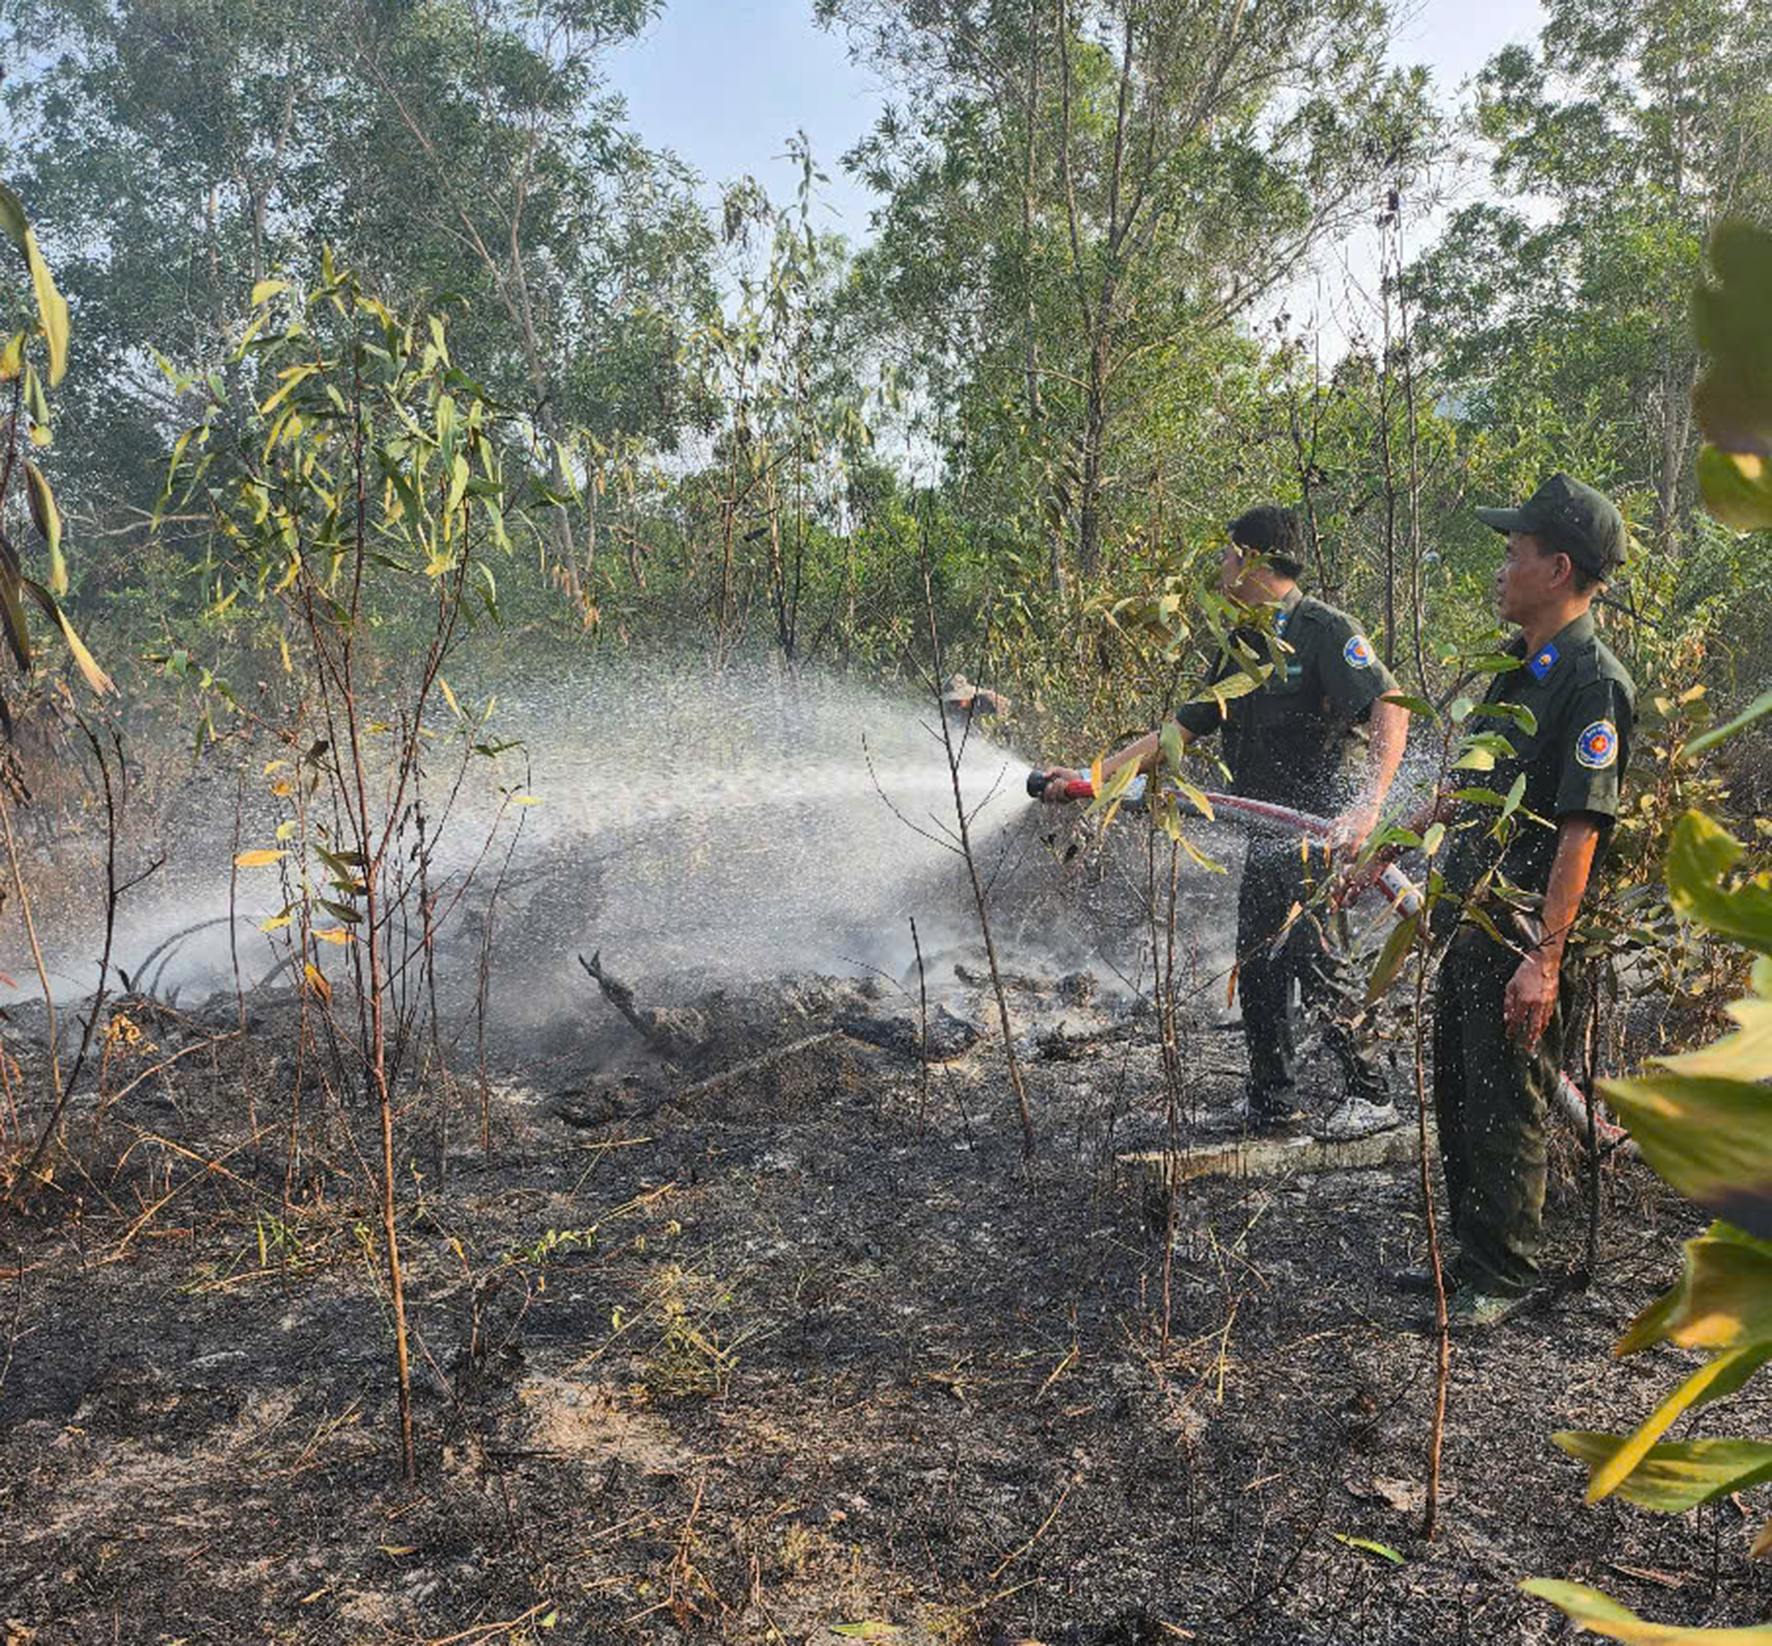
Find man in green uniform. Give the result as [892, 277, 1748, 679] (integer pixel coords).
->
[1358, 474, 1633, 1326]
[1035, 506, 1408, 1131]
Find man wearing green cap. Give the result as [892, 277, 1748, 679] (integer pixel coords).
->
[1354, 473, 1634, 1327]
[1035, 505, 1408, 1135]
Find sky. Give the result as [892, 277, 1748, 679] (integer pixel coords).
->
[606, 0, 1554, 262]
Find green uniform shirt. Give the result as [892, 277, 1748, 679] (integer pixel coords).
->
[1439, 610, 1635, 908]
[1174, 587, 1397, 810]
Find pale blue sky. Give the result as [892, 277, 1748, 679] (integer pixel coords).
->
[606, 0, 1552, 249]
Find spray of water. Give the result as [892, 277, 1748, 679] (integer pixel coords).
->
[9, 662, 1058, 1019]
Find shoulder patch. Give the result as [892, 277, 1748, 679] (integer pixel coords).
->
[1576, 720, 1618, 770]
[1343, 634, 1375, 670]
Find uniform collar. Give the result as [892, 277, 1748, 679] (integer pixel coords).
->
[1514, 610, 1595, 683]
[1271, 584, 1303, 637]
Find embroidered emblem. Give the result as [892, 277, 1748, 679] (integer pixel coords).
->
[1343, 634, 1375, 669]
[1576, 720, 1618, 770]
[1527, 642, 1561, 682]
[1275, 610, 1290, 637]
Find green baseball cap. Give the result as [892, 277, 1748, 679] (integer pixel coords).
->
[1476, 473, 1626, 576]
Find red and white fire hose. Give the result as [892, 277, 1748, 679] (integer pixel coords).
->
[1027, 766, 1635, 1158]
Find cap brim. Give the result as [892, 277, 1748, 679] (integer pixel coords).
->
[1475, 505, 1530, 534]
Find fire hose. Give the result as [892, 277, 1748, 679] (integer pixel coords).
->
[1025, 766, 1635, 1158]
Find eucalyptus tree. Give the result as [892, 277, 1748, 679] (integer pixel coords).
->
[1, 0, 717, 586]
[1408, 0, 1772, 563]
[819, 0, 1439, 590]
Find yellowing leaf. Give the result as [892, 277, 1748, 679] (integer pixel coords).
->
[832, 1626, 900, 1640]
[250, 279, 289, 306]
[1586, 1343, 1772, 1504]
[303, 962, 331, 1003]
[0, 330, 23, 380]
[312, 927, 354, 945]
[1554, 1432, 1772, 1514]
[20, 578, 111, 693]
[258, 915, 292, 933]
[234, 849, 286, 868]
[0, 185, 72, 387]
[1522, 1577, 1772, 1643]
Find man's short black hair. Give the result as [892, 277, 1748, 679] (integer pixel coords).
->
[1535, 522, 1605, 594]
[1227, 506, 1307, 579]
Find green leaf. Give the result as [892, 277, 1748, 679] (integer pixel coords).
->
[1693, 224, 1772, 465]
[1615, 1225, 1772, 1356]
[1366, 912, 1420, 1005]
[0, 546, 32, 673]
[24, 361, 51, 443]
[1687, 690, 1772, 758]
[1159, 719, 1185, 774]
[1665, 812, 1772, 956]
[1500, 773, 1528, 823]
[1452, 745, 1496, 772]
[1603, 1070, 1772, 1245]
[1696, 446, 1772, 532]
[22, 460, 65, 595]
[1332, 1534, 1404, 1564]
[1662, 996, 1772, 1083]
[1554, 1432, 1772, 1514]
[1522, 1578, 1772, 1643]
[0, 184, 24, 250]
[1381, 693, 1438, 719]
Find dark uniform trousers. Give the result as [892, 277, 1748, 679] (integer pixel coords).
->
[1238, 840, 1382, 1106]
[1434, 926, 1578, 1297]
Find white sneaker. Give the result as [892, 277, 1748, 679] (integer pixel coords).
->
[1316, 1098, 1401, 1140]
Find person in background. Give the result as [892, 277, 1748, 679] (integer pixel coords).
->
[1351, 474, 1634, 1328]
[1036, 507, 1408, 1135]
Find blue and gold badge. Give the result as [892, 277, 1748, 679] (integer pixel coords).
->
[1527, 642, 1560, 681]
[1343, 634, 1375, 669]
[1576, 720, 1618, 770]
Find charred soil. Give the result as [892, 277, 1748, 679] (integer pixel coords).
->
[2, 957, 1768, 1646]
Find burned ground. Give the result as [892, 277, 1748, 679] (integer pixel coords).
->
[4, 940, 1770, 1646]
